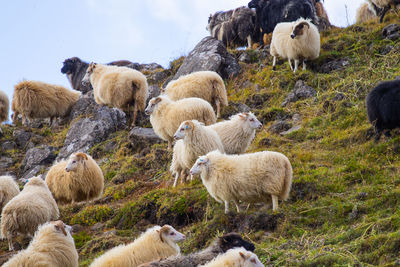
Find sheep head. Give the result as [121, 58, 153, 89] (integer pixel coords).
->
[174, 120, 196, 140]
[51, 220, 71, 236]
[65, 152, 88, 172]
[238, 250, 264, 267]
[238, 112, 263, 129]
[61, 57, 81, 74]
[145, 96, 163, 115]
[291, 20, 310, 39]
[24, 176, 46, 187]
[157, 225, 186, 244]
[218, 233, 255, 252]
[190, 156, 209, 176]
[81, 62, 97, 86]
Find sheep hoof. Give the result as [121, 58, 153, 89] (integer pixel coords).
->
[272, 66, 276, 71]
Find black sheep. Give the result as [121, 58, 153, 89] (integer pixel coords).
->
[366, 80, 400, 141]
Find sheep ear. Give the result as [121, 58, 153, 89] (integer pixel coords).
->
[75, 152, 88, 161]
[154, 97, 162, 104]
[54, 221, 67, 236]
[239, 251, 247, 259]
[238, 114, 246, 120]
[157, 230, 165, 243]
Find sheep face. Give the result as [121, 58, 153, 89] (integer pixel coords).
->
[174, 120, 195, 140]
[240, 112, 262, 129]
[81, 62, 97, 86]
[158, 225, 186, 243]
[145, 96, 162, 115]
[248, 0, 262, 9]
[190, 156, 209, 176]
[61, 57, 79, 74]
[65, 152, 88, 172]
[291, 21, 310, 39]
[239, 251, 264, 267]
[219, 233, 256, 252]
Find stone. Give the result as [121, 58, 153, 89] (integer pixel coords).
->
[0, 141, 17, 151]
[129, 127, 162, 151]
[319, 58, 350, 74]
[282, 80, 317, 106]
[239, 52, 252, 63]
[21, 145, 56, 172]
[382, 24, 400, 40]
[280, 125, 302, 135]
[269, 121, 292, 134]
[23, 165, 45, 179]
[13, 130, 33, 148]
[0, 157, 14, 170]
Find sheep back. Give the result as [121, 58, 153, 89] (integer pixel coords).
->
[0, 90, 9, 123]
[0, 176, 19, 213]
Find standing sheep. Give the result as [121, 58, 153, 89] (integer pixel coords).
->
[81, 62, 149, 127]
[90, 225, 186, 267]
[0, 90, 9, 125]
[3, 220, 78, 267]
[190, 150, 293, 213]
[270, 18, 320, 72]
[145, 96, 217, 149]
[46, 152, 104, 204]
[0, 176, 19, 213]
[199, 247, 264, 267]
[162, 71, 228, 118]
[1, 176, 59, 251]
[11, 80, 81, 126]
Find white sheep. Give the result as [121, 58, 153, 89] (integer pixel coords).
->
[81, 62, 149, 127]
[0, 176, 20, 213]
[190, 150, 293, 213]
[3, 220, 78, 267]
[1, 176, 59, 251]
[145, 96, 217, 149]
[90, 224, 186, 267]
[171, 120, 225, 187]
[0, 90, 9, 125]
[209, 112, 262, 154]
[356, 2, 378, 23]
[199, 247, 264, 267]
[270, 18, 320, 72]
[46, 152, 104, 204]
[162, 71, 228, 118]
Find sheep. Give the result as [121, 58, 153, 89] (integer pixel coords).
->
[199, 247, 264, 267]
[313, 0, 331, 30]
[145, 96, 217, 149]
[0, 176, 19, 213]
[209, 112, 262, 154]
[270, 18, 320, 73]
[11, 80, 81, 126]
[370, 0, 400, 22]
[81, 62, 149, 127]
[0, 90, 9, 125]
[1, 176, 59, 251]
[190, 150, 293, 213]
[356, 2, 380, 23]
[3, 220, 78, 267]
[89, 225, 186, 267]
[46, 152, 104, 204]
[162, 71, 228, 118]
[366, 80, 400, 141]
[138, 232, 255, 267]
[171, 120, 225, 187]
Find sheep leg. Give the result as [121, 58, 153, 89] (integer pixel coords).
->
[215, 98, 221, 118]
[380, 5, 390, 23]
[234, 200, 240, 213]
[247, 35, 253, 49]
[288, 59, 293, 71]
[272, 57, 277, 71]
[294, 60, 299, 73]
[131, 101, 138, 128]
[168, 140, 172, 150]
[224, 201, 230, 214]
[7, 235, 15, 251]
[271, 195, 279, 211]
[173, 173, 179, 187]
[303, 61, 307, 71]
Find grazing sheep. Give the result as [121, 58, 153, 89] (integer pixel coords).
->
[46, 152, 104, 204]
[209, 112, 262, 154]
[81, 63, 148, 127]
[162, 71, 228, 118]
[11, 80, 80, 126]
[171, 120, 224, 187]
[90, 225, 186, 267]
[1, 176, 59, 251]
[199, 247, 264, 267]
[145, 96, 217, 149]
[3, 220, 78, 267]
[138, 233, 255, 267]
[0, 90, 9, 124]
[356, 2, 379, 23]
[190, 150, 293, 213]
[0, 176, 19, 213]
[270, 18, 320, 72]
[370, 0, 400, 22]
[366, 80, 400, 141]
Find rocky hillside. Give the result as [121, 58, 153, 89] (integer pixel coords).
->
[1, 14, 400, 266]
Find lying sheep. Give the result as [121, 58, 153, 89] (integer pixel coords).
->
[81, 62, 149, 127]
[90, 225, 185, 267]
[46, 152, 104, 204]
[12, 80, 81, 126]
[3, 220, 78, 267]
[199, 247, 264, 267]
[209, 112, 262, 154]
[171, 120, 224, 187]
[0, 90, 9, 124]
[356, 2, 380, 23]
[370, 0, 400, 22]
[162, 71, 228, 118]
[190, 150, 293, 213]
[1, 176, 59, 251]
[0, 176, 19, 213]
[138, 232, 255, 267]
[270, 18, 320, 73]
[145, 96, 217, 149]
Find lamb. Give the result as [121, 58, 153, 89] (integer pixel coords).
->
[370, 0, 400, 22]
[270, 18, 320, 72]
[190, 150, 293, 213]
[356, 2, 380, 23]
[89, 225, 185, 267]
[82, 62, 149, 127]
[11, 80, 80, 126]
[162, 71, 228, 118]
[138, 233, 255, 267]
[209, 112, 262, 154]
[171, 120, 225, 187]
[0, 176, 19, 213]
[46, 152, 104, 204]
[366, 80, 400, 141]
[145, 96, 217, 149]
[3, 220, 78, 267]
[1, 176, 59, 251]
[199, 247, 264, 267]
[0, 90, 9, 125]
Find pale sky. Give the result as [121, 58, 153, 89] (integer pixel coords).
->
[0, 0, 364, 123]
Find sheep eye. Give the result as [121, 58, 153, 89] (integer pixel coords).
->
[251, 259, 256, 263]
[170, 232, 175, 235]
[250, 119, 254, 122]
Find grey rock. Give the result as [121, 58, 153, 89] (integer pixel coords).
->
[380, 45, 393, 55]
[269, 121, 292, 134]
[69, 91, 97, 121]
[239, 52, 252, 63]
[280, 125, 302, 135]
[0, 157, 14, 170]
[129, 127, 162, 151]
[90, 223, 105, 231]
[292, 114, 301, 123]
[13, 130, 33, 148]
[319, 58, 350, 74]
[282, 80, 317, 106]
[127, 62, 163, 71]
[382, 24, 400, 40]
[0, 141, 17, 151]
[22, 145, 56, 172]
[147, 85, 161, 104]
[23, 165, 44, 179]
[148, 70, 170, 84]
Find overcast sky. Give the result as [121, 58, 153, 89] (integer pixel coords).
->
[0, 0, 364, 123]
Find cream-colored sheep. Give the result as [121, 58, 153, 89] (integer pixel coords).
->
[190, 150, 293, 213]
[145, 96, 217, 149]
[199, 247, 264, 267]
[171, 120, 224, 187]
[81, 63, 149, 127]
[12, 80, 80, 126]
[0, 90, 9, 124]
[270, 18, 320, 73]
[3, 220, 78, 267]
[46, 152, 104, 204]
[209, 112, 262, 154]
[1, 176, 59, 251]
[0, 176, 19, 213]
[90, 225, 186, 267]
[162, 71, 228, 118]
[356, 2, 378, 23]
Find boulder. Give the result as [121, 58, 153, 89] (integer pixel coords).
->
[382, 24, 400, 40]
[269, 121, 292, 134]
[319, 58, 350, 74]
[282, 80, 317, 106]
[129, 127, 162, 151]
[21, 145, 57, 173]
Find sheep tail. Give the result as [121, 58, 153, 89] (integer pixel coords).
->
[280, 158, 293, 201]
[212, 78, 228, 106]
